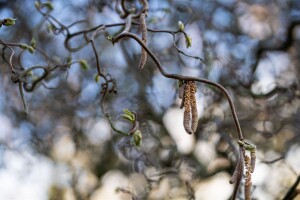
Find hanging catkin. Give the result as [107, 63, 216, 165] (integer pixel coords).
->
[183, 82, 193, 134]
[250, 149, 256, 173]
[190, 81, 198, 133]
[180, 81, 198, 134]
[244, 155, 252, 200]
[138, 13, 147, 69]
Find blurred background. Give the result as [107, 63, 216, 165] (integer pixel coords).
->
[0, 0, 300, 199]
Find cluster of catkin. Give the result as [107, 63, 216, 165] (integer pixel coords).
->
[179, 81, 198, 134]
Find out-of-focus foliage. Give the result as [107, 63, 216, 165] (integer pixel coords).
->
[0, 0, 299, 199]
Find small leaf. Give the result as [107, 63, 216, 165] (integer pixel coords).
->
[2, 18, 16, 26]
[66, 56, 72, 65]
[34, 1, 40, 9]
[123, 109, 135, 121]
[46, 23, 56, 33]
[94, 74, 100, 83]
[30, 38, 36, 48]
[19, 43, 28, 49]
[27, 46, 35, 54]
[121, 114, 134, 122]
[132, 130, 142, 147]
[43, 1, 54, 10]
[106, 36, 113, 41]
[185, 34, 192, 48]
[79, 59, 89, 70]
[178, 21, 184, 31]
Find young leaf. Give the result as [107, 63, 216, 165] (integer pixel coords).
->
[178, 21, 184, 31]
[79, 59, 89, 70]
[30, 38, 36, 48]
[94, 74, 100, 83]
[19, 43, 28, 49]
[121, 113, 134, 122]
[43, 1, 54, 11]
[27, 46, 35, 54]
[185, 34, 192, 48]
[123, 109, 135, 121]
[35, 1, 40, 9]
[46, 23, 56, 33]
[2, 18, 16, 26]
[132, 130, 142, 147]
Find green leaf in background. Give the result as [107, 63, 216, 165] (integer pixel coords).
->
[185, 34, 192, 48]
[94, 74, 100, 83]
[132, 130, 142, 147]
[79, 59, 89, 70]
[43, 1, 54, 11]
[178, 21, 184, 31]
[1, 18, 16, 27]
[122, 109, 135, 122]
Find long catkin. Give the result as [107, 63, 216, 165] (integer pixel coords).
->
[183, 82, 193, 134]
[190, 81, 198, 133]
[138, 13, 147, 69]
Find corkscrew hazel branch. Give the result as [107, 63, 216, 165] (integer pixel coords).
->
[110, 32, 244, 140]
[110, 31, 248, 200]
[119, 0, 149, 19]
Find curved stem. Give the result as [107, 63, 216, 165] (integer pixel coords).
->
[112, 32, 244, 140]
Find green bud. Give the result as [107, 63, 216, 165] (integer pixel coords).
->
[178, 21, 184, 31]
[94, 74, 100, 83]
[43, 1, 54, 10]
[30, 38, 36, 48]
[121, 114, 134, 122]
[66, 56, 72, 65]
[27, 46, 35, 54]
[27, 70, 34, 76]
[132, 130, 142, 147]
[106, 36, 113, 41]
[123, 109, 135, 122]
[53, 56, 61, 63]
[2, 18, 16, 27]
[34, 1, 40, 9]
[46, 23, 56, 33]
[79, 59, 89, 70]
[19, 43, 28, 49]
[185, 34, 192, 48]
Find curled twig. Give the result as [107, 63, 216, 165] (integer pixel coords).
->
[111, 32, 244, 141]
[20, 66, 49, 92]
[119, 0, 149, 19]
